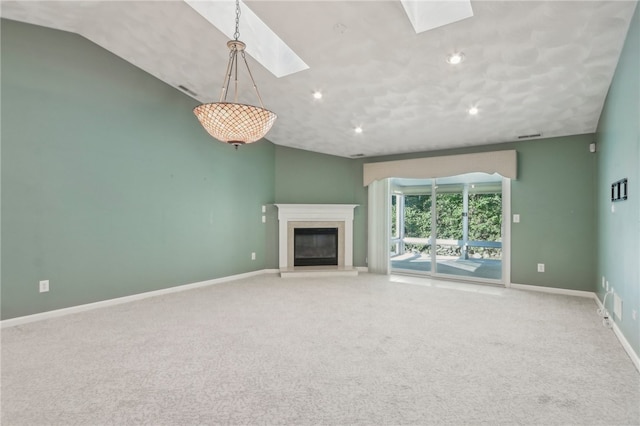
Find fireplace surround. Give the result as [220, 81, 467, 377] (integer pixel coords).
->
[275, 204, 358, 274]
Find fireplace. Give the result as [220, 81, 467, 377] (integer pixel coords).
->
[294, 228, 339, 266]
[274, 204, 358, 276]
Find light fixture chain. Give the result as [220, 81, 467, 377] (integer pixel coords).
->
[233, 48, 239, 102]
[219, 48, 236, 102]
[241, 51, 266, 108]
[234, 0, 241, 41]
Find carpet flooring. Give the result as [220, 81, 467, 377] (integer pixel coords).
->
[2, 273, 639, 425]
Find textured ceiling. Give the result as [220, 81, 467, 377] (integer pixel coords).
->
[1, 1, 637, 158]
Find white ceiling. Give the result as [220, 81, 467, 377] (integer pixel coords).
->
[1, 1, 636, 158]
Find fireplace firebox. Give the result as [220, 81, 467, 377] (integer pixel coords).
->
[294, 228, 339, 266]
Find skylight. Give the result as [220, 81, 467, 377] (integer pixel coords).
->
[400, 0, 474, 33]
[184, 0, 309, 78]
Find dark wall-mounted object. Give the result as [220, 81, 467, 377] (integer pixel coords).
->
[611, 178, 628, 202]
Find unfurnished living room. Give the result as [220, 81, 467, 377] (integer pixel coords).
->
[1, 1, 639, 425]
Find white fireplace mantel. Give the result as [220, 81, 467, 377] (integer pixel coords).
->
[275, 204, 358, 270]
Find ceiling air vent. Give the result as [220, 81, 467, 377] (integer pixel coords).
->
[517, 133, 542, 140]
[177, 85, 198, 97]
[350, 153, 365, 158]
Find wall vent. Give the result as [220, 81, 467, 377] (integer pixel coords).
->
[177, 84, 198, 97]
[517, 133, 542, 139]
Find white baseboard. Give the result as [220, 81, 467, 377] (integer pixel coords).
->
[510, 282, 595, 298]
[511, 283, 639, 372]
[593, 295, 640, 373]
[1, 269, 278, 329]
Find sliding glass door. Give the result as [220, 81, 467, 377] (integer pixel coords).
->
[391, 190, 433, 273]
[390, 173, 505, 284]
[434, 182, 465, 277]
[466, 183, 503, 280]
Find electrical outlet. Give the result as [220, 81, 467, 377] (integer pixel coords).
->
[39, 280, 49, 293]
[262, 205, 266, 213]
[537, 263, 545, 273]
[602, 276, 605, 288]
[262, 215, 266, 223]
[251, 252, 256, 260]
[606, 281, 609, 292]
[513, 214, 520, 223]
[632, 310, 637, 321]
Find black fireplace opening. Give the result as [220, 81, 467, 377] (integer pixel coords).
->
[294, 228, 338, 266]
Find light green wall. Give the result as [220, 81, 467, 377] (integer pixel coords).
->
[363, 134, 598, 291]
[0, 15, 621, 322]
[1, 20, 275, 319]
[273, 146, 368, 267]
[595, 3, 639, 356]
[272, 134, 597, 290]
[507, 136, 596, 290]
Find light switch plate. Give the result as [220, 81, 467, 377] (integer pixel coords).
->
[614, 293, 622, 320]
[513, 214, 520, 223]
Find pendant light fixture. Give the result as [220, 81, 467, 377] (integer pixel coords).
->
[194, 0, 277, 148]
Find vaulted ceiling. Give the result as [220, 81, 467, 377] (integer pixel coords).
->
[1, 1, 637, 158]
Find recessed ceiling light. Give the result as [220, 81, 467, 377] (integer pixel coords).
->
[468, 107, 479, 115]
[354, 126, 363, 134]
[313, 91, 323, 100]
[446, 52, 465, 65]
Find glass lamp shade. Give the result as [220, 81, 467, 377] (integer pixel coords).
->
[194, 102, 277, 146]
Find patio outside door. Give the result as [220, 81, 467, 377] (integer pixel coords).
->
[434, 182, 465, 277]
[391, 173, 504, 284]
[391, 188, 433, 273]
[434, 179, 503, 281]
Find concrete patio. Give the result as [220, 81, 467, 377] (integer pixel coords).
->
[391, 252, 502, 281]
